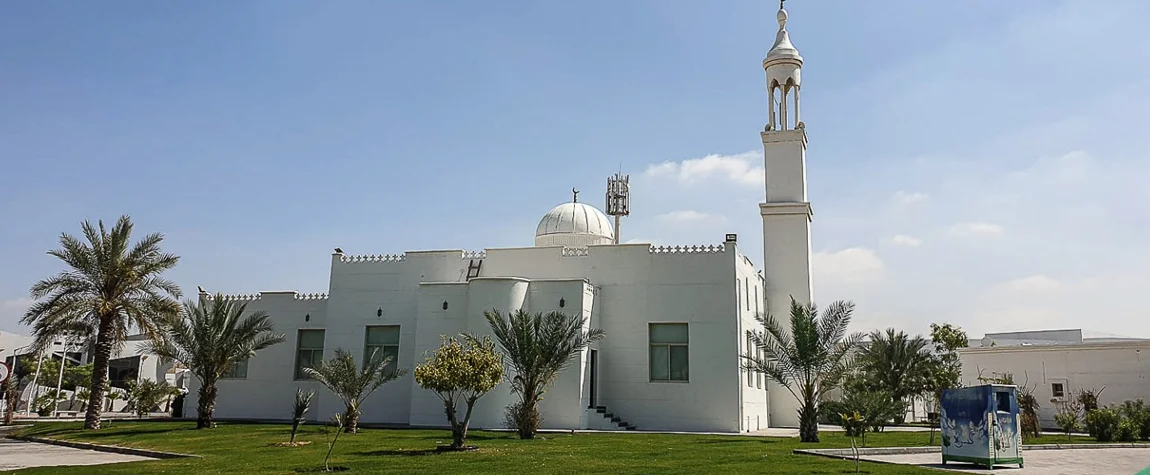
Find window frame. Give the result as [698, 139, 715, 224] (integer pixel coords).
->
[1051, 382, 1066, 399]
[363, 325, 401, 375]
[649, 323, 689, 383]
[294, 329, 326, 381]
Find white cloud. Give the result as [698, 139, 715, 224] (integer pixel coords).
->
[993, 275, 1063, 294]
[655, 210, 726, 225]
[888, 235, 923, 247]
[812, 248, 884, 285]
[644, 151, 762, 186]
[892, 191, 929, 206]
[949, 222, 1004, 237]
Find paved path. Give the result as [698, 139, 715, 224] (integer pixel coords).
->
[0, 438, 153, 471]
[864, 448, 1150, 474]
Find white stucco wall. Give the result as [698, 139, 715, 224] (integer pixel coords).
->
[959, 342, 1150, 429]
[191, 240, 756, 432]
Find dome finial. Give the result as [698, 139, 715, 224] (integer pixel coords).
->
[572, 187, 580, 203]
[777, 0, 788, 30]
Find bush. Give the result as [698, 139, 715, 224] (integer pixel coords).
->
[504, 401, 541, 434]
[1117, 418, 1139, 442]
[1085, 407, 1121, 442]
[1118, 399, 1150, 441]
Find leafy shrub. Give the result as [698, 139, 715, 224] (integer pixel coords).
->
[1118, 399, 1150, 441]
[1117, 418, 1139, 442]
[1085, 407, 1121, 442]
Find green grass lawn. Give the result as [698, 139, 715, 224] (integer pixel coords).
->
[11, 422, 1098, 474]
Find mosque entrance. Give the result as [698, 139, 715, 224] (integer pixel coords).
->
[589, 349, 598, 408]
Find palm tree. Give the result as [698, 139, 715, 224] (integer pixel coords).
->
[484, 308, 605, 439]
[743, 297, 864, 443]
[22, 216, 181, 430]
[304, 348, 404, 433]
[144, 295, 286, 429]
[855, 328, 931, 424]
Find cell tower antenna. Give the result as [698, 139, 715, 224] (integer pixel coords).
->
[605, 171, 630, 244]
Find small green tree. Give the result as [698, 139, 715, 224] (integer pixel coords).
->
[840, 411, 865, 474]
[484, 309, 604, 439]
[290, 388, 316, 444]
[743, 298, 864, 442]
[323, 413, 346, 472]
[130, 379, 172, 418]
[1053, 397, 1083, 441]
[925, 323, 968, 445]
[414, 335, 503, 450]
[304, 348, 404, 433]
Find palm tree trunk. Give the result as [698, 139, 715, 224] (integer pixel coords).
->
[343, 406, 358, 434]
[798, 403, 820, 443]
[517, 386, 540, 440]
[197, 379, 217, 429]
[84, 319, 115, 430]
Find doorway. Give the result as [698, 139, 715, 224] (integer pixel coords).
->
[589, 349, 598, 408]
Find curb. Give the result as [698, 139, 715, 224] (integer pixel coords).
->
[795, 442, 1150, 458]
[7, 435, 201, 459]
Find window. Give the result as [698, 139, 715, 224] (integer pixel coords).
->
[736, 284, 741, 314]
[295, 329, 326, 380]
[1051, 382, 1065, 399]
[650, 323, 689, 382]
[364, 325, 400, 375]
[754, 286, 759, 315]
[746, 332, 754, 387]
[996, 391, 1012, 412]
[756, 348, 763, 389]
[745, 279, 750, 311]
[222, 359, 248, 379]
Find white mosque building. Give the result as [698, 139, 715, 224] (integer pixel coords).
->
[187, 5, 813, 432]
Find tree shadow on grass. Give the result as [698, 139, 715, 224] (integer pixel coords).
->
[691, 438, 781, 445]
[349, 448, 444, 457]
[77, 427, 194, 439]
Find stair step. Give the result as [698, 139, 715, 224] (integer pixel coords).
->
[610, 417, 621, 423]
[625, 425, 636, 431]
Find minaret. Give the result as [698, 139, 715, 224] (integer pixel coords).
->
[760, 1, 812, 429]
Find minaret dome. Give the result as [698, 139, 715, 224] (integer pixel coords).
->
[764, 2, 804, 131]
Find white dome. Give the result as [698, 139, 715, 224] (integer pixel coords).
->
[534, 202, 614, 248]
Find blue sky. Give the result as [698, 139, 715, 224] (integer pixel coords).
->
[2, 0, 1148, 338]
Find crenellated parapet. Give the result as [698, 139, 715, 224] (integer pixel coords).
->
[208, 293, 263, 302]
[205, 291, 329, 301]
[340, 253, 407, 263]
[649, 244, 725, 255]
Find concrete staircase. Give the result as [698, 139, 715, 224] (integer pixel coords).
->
[587, 405, 636, 431]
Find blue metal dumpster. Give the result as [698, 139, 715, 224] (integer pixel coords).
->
[940, 384, 1024, 469]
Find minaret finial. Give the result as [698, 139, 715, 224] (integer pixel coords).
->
[572, 187, 580, 203]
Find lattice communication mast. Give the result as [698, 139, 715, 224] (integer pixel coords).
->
[605, 172, 630, 244]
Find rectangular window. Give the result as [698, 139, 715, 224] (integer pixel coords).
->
[222, 359, 248, 379]
[736, 284, 741, 315]
[754, 286, 759, 315]
[650, 323, 689, 382]
[745, 279, 750, 311]
[1051, 382, 1065, 399]
[364, 325, 400, 375]
[746, 332, 754, 387]
[756, 348, 763, 389]
[295, 329, 326, 380]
